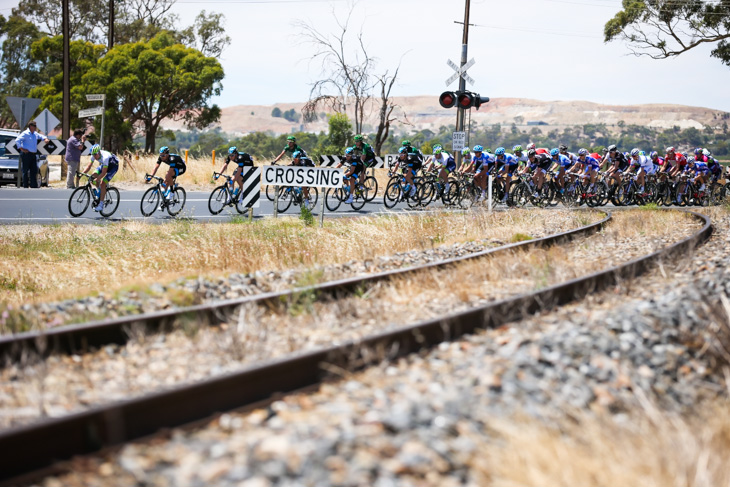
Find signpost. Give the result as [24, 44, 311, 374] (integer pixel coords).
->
[262, 165, 343, 227]
[84, 94, 106, 148]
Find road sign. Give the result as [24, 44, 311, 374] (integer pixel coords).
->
[452, 132, 466, 152]
[5, 139, 67, 156]
[5, 96, 42, 128]
[86, 94, 106, 102]
[36, 109, 60, 134]
[445, 58, 475, 86]
[78, 107, 104, 118]
[239, 167, 261, 208]
[263, 165, 343, 188]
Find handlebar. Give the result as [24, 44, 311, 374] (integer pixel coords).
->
[145, 173, 164, 183]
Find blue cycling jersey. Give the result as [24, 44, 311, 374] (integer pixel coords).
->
[579, 155, 600, 168]
[496, 153, 518, 169]
[553, 154, 572, 168]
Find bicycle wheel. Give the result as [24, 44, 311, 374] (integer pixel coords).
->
[140, 187, 161, 217]
[277, 187, 293, 213]
[68, 186, 91, 217]
[363, 175, 378, 202]
[511, 183, 529, 208]
[325, 187, 344, 211]
[443, 180, 460, 206]
[350, 186, 368, 211]
[208, 186, 228, 215]
[100, 187, 120, 217]
[167, 187, 186, 216]
[406, 182, 421, 209]
[308, 187, 319, 207]
[383, 180, 402, 209]
[417, 181, 436, 207]
[265, 185, 276, 201]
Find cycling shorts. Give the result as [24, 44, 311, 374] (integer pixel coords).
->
[168, 163, 186, 177]
[95, 164, 118, 183]
[583, 165, 597, 174]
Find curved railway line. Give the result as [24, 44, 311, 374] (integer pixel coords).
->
[0, 209, 713, 485]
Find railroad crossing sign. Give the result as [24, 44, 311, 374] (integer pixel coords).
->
[445, 58, 475, 86]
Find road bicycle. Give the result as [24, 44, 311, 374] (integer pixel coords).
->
[208, 172, 253, 214]
[275, 185, 319, 213]
[68, 171, 120, 218]
[140, 174, 187, 217]
[325, 176, 369, 211]
[417, 168, 460, 207]
[383, 169, 421, 209]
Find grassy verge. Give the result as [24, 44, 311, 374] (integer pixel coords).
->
[0, 210, 600, 308]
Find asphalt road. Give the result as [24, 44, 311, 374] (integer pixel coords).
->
[0, 187, 422, 225]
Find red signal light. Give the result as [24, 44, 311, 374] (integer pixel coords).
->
[439, 91, 457, 109]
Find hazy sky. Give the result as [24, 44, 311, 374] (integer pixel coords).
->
[3, 0, 729, 111]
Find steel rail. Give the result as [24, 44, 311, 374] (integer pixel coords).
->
[0, 211, 611, 364]
[0, 210, 711, 484]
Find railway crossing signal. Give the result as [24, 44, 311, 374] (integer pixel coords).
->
[439, 90, 490, 110]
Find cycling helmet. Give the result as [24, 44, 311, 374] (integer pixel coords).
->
[512, 145, 522, 153]
[602, 148, 608, 154]
[90, 144, 101, 155]
[527, 149, 536, 158]
[630, 148, 640, 157]
[650, 151, 658, 159]
[354, 134, 364, 142]
[495, 147, 506, 156]
[526, 143, 536, 150]
[228, 146, 237, 155]
[550, 148, 560, 156]
[694, 147, 703, 155]
[559, 144, 568, 151]
[666, 146, 675, 153]
[607, 144, 617, 152]
[703, 148, 711, 156]
[462, 148, 471, 156]
[398, 146, 408, 154]
[292, 151, 302, 159]
[159, 146, 169, 155]
[473, 145, 483, 152]
[433, 146, 442, 155]
[344, 147, 354, 155]
[401, 140, 411, 147]
[578, 148, 588, 156]
[287, 136, 296, 142]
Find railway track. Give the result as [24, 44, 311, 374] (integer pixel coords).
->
[0, 209, 713, 484]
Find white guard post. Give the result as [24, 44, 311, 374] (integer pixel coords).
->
[262, 165, 344, 226]
[488, 174, 493, 213]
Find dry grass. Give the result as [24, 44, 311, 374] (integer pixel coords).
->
[0, 209, 600, 307]
[475, 397, 730, 486]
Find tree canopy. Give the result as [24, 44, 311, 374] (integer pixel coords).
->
[604, 0, 730, 66]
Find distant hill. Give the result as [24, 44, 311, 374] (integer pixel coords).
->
[160, 96, 730, 135]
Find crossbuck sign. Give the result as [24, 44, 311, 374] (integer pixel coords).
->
[262, 165, 343, 188]
[445, 58, 475, 86]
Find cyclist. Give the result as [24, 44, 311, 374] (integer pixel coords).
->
[401, 139, 425, 164]
[459, 147, 473, 173]
[549, 148, 573, 191]
[425, 145, 456, 193]
[703, 149, 722, 183]
[512, 145, 529, 171]
[471, 145, 495, 201]
[665, 146, 688, 178]
[147, 146, 186, 201]
[273, 135, 307, 164]
[495, 147, 519, 202]
[391, 146, 422, 198]
[520, 148, 551, 196]
[335, 147, 363, 204]
[686, 157, 709, 194]
[575, 148, 600, 191]
[351, 134, 376, 170]
[559, 144, 577, 164]
[291, 150, 315, 208]
[81, 144, 119, 212]
[649, 151, 664, 171]
[603, 144, 629, 193]
[215, 146, 254, 203]
[627, 148, 655, 195]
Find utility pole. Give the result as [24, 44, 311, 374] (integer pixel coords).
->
[108, 0, 114, 49]
[62, 0, 70, 139]
[456, 0, 471, 140]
